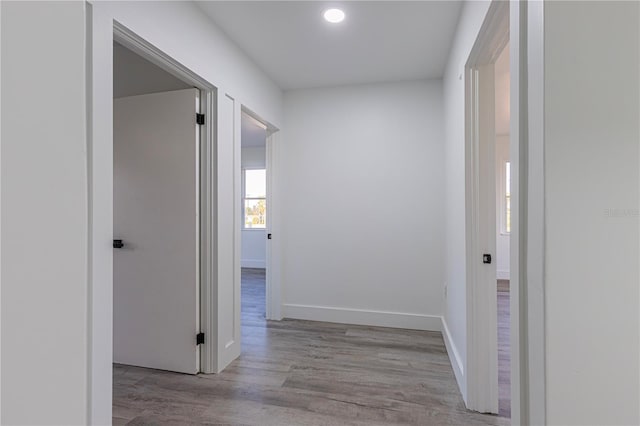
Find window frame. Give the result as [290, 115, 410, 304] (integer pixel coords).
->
[241, 167, 267, 230]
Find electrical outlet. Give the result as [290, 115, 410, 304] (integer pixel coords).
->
[444, 283, 447, 298]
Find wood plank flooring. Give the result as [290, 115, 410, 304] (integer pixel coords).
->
[497, 280, 511, 419]
[113, 269, 508, 425]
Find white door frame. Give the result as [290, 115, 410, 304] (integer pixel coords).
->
[465, 7, 504, 412]
[240, 107, 282, 320]
[518, 0, 547, 423]
[465, 1, 547, 423]
[112, 23, 218, 374]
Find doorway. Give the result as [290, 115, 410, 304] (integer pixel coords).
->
[464, 0, 514, 419]
[240, 111, 268, 328]
[112, 41, 204, 374]
[493, 42, 511, 419]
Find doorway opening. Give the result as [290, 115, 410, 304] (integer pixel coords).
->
[240, 111, 268, 329]
[112, 40, 205, 375]
[493, 41, 511, 419]
[464, 0, 516, 420]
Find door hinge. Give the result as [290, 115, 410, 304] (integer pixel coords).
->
[196, 332, 205, 345]
[196, 113, 205, 125]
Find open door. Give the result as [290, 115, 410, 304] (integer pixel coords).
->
[264, 131, 282, 320]
[113, 88, 200, 374]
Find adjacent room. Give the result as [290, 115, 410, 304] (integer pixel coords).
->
[240, 112, 268, 328]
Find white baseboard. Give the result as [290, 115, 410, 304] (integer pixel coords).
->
[241, 259, 265, 269]
[282, 303, 442, 331]
[497, 269, 510, 280]
[442, 317, 466, 403]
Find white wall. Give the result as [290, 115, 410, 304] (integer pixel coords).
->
[442, 0, 491, 400]
[279, 80, 445, 330]
[100, 1, 283, 128]
[543, 2, 639, 424]
[86, 1, 284, 423]
[241, 146, 266, 268]
[1, 2, 89, 424]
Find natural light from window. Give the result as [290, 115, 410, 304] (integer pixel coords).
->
[505, 161, 511, 233]
[244, 169, 266, 229]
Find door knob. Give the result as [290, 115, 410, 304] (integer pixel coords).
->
[113, 239, 124, 249]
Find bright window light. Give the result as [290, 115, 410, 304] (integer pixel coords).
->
[243, 169, 266, 229]
[323, 8, 345, 24]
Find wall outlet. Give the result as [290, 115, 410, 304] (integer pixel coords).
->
[444, 283, 447, 298]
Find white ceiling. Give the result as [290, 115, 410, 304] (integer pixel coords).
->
[242, 112, 267, 147]
[196, 1, 463, 90]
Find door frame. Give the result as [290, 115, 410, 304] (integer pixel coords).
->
[89, 8, 265, 423]
[465, 7, 504, 411]
[112, 22, 218, 374]
[464, 1, 547, 423]
[240, 107, 282, 320]
[112, 23, 218, 373]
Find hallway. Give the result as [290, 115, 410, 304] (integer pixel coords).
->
[112, 268, 506, 425]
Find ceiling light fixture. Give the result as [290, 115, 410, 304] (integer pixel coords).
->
[323, 8, 345, 24]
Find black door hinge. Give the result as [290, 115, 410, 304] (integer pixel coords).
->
[196, 113, 205, 125]
[196, 332, 205, 345]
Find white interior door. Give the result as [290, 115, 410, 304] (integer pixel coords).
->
[265, 134, 273, 320]
[264, 132, 281, 320]
[114, 88, 200, 374]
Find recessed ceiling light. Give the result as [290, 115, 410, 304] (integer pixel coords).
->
[323, 8, 345, 24]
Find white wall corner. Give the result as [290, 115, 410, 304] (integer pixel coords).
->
[441, 317, 466, 403]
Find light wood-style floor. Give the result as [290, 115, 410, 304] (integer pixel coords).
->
[113, 269, 508, 425]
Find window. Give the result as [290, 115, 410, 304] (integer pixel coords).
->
[501, 161, 511, 234]
[243, 169, 266, 229]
